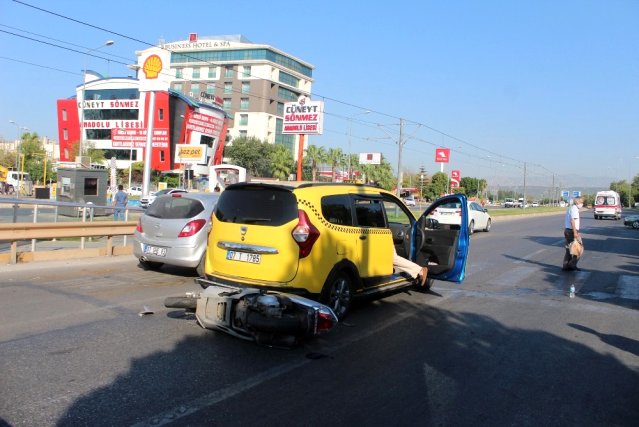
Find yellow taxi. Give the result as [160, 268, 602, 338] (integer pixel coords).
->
[203, 183, 469, 319]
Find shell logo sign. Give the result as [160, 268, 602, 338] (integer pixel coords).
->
[137, 48, 171, 92]
[143, 54, 162, 79]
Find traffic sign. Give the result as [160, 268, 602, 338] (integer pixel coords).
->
[572, 191, 581, 198]
[562, 190, 569, 200]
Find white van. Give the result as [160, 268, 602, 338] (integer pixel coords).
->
[594, 190, 621, 220]
[6, 171, 34, 196]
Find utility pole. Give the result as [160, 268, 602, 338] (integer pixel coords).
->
[396, 118, 404, 197]
[523, 162, 527, 208]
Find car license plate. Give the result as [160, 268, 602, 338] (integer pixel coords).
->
[226, 250, 261, 264]
[143, 244, 167, 257]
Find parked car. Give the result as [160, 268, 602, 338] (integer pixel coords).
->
[133, 192, 220, 275]
[504, 198, 515, 208]
[403, 195, 416, 207]
[201, 182, 470, 319]
[127, 186, 143, 196]
[427, 200, 491, 235]
[623, 215, 639, 229]
[139, 188, 187, 209]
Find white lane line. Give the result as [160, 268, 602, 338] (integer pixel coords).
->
[617, 275, 639, 300]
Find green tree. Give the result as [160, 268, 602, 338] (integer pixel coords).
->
[270, 144, 294, 180]
[18, 132, 55, 184]
[304, 144, 325, 182]
[359, 158, 395, 190]
[327, 147, 343, 182]
[425, 172, 449, 200]
[224, 136, 273, 177]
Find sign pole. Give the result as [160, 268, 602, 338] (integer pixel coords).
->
[297, 134, 305, 181]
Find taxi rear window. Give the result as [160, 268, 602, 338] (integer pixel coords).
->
[215, 187, 298, 225]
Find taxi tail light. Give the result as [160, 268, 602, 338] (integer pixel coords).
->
[178, 219, 207, 237]
[292, 210, 320, 258]
[456, 209, 462, 217]
[136, 218, 143, 233]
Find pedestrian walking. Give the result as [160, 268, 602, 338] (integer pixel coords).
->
[562, 197, 583, 271]
[113, 184, 128, 221]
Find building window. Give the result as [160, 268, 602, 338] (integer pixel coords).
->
[63, 128, 68, 140]
[223, 98, 232, 111]
[208, 67, 217, 78]
[159, 109, 164, 121]
[174, 83, 183, 93]
[84, 177, 98, 196]
[240, 98, 249, 110]
[192, 68, 200, 78]
[176, 68, 183, 79]
[277, 102, 284, 116]
[191, 83, 200, 96]
[279, 71, 299, 88]
[62, 109, 67, 121]
[225, 66, 234, 78]
[224, 82, 233, 94]
[277, 87, 298, 102]
[241, 82, 250, 94]
[207, 84, 215, 94]
[239, 114, 248, 126]
[239, 130, 247, 137]
[242, 66, 251, 78]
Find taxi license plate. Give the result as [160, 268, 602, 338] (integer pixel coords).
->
[226, 250, 261, 264]
[143, 245, 167, 257]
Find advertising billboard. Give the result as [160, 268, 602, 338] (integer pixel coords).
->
[435, 148, 450, 163]
[282, 96, 324, 135]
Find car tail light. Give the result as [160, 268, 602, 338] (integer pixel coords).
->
[456, 209, 461, 216]
[178, 219, 207, 237]
[291, 210, 320, 258]
[136, 218, 143, 233]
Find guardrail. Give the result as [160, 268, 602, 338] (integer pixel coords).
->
[0, 221, 137, 264]
[0, 197, 142, 265]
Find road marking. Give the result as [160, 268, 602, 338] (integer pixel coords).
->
[617, 275, 639, 300]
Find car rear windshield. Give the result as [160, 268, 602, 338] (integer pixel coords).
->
[215, 186, 298, 225]
[146, 197, 204, 219]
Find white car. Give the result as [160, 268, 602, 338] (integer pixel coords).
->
[428, 200, 491, 235]
[128, 186, 143, 196]
[403, 195, 416, 207]
[140, 188, 187, 209]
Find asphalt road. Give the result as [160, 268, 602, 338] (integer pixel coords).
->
[1, 211, 638, 426]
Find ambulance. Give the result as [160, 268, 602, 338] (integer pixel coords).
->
[593, 190, 622, 220]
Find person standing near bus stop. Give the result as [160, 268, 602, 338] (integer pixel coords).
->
[113, 184, 128, 221]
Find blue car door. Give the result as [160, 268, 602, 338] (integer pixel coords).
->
[408, 194, 469, 282]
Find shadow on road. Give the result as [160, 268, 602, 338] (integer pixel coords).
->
[46, 300, 639, 426]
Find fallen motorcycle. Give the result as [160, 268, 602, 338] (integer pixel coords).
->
[164, 277, 339, 346]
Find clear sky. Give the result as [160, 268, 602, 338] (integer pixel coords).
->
[1, 0, 637, 188]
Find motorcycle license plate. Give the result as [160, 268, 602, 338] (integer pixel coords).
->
[226, 250, 261, 264]
[143, 244, 167, 257]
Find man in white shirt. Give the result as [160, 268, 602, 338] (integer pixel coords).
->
[563, 197, 583, 271]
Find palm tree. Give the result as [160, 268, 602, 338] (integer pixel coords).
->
[270, 144, 294, 180]
[304, 144, 325, 182]
[327, 148, 343, 182]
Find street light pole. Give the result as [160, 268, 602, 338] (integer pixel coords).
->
[79, 40, 114, 161]
[347, 110, 370, 181]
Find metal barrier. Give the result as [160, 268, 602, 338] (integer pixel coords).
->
[0, 198, 143, 264]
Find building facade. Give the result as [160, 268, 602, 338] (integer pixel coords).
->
[159, 34, 314, 157]
[55, 34, 313, 179]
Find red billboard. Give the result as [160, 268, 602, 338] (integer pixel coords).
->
[435, 148, 450, 163]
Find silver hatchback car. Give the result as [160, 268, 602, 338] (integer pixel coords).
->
[133, 192, 220, 275]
